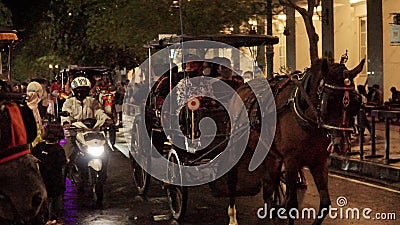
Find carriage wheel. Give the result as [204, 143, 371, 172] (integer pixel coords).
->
[272, 164, 287, 208]
[130, 121, 151, 195]
[166, 149, 188, 221]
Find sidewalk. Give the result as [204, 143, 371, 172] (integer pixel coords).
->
[329, 119, 400, 190]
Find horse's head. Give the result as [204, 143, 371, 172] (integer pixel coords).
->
[0, 154, 47, 223]
[316, 58, 365, 154]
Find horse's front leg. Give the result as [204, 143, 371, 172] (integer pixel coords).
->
[262, 158, 283, 212]
[227, 168, 238, 225]
[285, 166, 300, 225]
[228, 197, 237, 225]
[309, 160, 331, 225]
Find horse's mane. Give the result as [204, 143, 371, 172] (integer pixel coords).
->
[310, 58, 349, 83]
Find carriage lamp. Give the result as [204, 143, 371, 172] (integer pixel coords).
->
[186, 97, 200, 111]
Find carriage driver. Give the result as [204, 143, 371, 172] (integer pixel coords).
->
[61, 76, 113, 161]
[183, 54, 204, 76]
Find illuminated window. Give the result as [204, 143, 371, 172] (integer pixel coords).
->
[278, 33, 286, 69]
[359, 17, 367, 75]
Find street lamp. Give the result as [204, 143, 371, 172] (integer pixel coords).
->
[54, 64, 59, 80]
[49, 64, 53, 81]
[48, 64, 59, 81]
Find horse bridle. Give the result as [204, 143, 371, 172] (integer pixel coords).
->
[317, 70, 356, 131]
[291, 70, 356, 132]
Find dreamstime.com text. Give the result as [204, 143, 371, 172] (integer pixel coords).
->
[257, 197, 397, 221]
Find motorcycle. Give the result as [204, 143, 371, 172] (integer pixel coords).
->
[64, 117, 110, 208]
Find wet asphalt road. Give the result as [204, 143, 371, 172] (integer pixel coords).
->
[61, 131, 400, 225]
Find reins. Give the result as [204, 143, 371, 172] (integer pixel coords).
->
[290, 73, 320, 124]
[273, 70, 321, 127]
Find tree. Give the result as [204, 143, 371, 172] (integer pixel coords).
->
[10, 0, 265, 81]
[279, 0, 320, 64]
[0, 2, 13, 29]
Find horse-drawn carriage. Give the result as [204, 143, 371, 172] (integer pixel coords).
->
[127, 33, 366, 224]
[127, 34, 286, 220]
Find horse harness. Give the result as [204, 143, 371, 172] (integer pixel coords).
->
[274, 69, 356, 132]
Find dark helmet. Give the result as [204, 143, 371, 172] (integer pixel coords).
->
[0, 79, 11, 93]
[70, 76, 91, 101]
[43, 123, 65, 141]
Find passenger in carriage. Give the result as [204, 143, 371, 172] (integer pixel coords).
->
[153, 63, 180, 99]
[203, 58, 221, 78]
[242, 70, 254, 83]
[211, 57, 244, 102]
[214, 57, 244, 90]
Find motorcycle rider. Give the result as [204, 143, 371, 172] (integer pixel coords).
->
[61, 77, 113, 197]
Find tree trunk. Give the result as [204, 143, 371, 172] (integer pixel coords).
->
[279, 0, 320, 65]
[301, 12, 319, 63]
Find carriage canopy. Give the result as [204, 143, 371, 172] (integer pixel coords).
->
[145, 34, 279, 49]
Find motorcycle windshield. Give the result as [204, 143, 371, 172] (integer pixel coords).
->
[83, 132, 105, 142]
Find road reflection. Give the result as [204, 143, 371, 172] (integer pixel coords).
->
[63, 178, 79, 224]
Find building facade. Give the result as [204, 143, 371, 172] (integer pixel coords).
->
[272, 0, 400, 101]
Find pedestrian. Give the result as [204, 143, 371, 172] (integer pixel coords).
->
[26, 81, 44, 148]
[356, 85, 372, 141]
[389, 86, 400, 103]
[31, 123, 66, 223]
[368, 84, 383, 106]
[114, 81, 125, 127]
[50, 80, 62, 102]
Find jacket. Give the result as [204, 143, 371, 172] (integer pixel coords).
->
[61, 96, 110, 126]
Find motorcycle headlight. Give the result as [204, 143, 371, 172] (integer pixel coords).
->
[87, 146, 105, 157]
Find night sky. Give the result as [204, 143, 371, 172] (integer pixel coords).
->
[2, 0, 51, 31]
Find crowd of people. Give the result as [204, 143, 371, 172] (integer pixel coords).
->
[353, 83, 400, 143]
[0, 75, 130, 223]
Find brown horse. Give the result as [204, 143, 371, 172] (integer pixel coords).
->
[226, 58, 365, 225]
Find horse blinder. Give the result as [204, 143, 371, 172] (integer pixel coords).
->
[318, 76, 358, 155]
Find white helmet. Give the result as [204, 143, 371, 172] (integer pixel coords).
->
[70, 77, 91, 101]
[70, 76, 91, 90]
